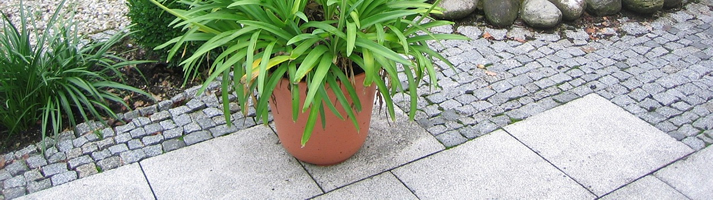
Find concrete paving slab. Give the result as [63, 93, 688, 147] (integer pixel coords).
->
[313, 172, 417, 200]
[140, 125, 322, 199]
[600, 175, 688, 200]
[18, 163, 153, 200]
[302, 106, 444, 192]
[392, 130, 594, 199]
[655, 146, 713, 200]
[504, 94, 694, 196]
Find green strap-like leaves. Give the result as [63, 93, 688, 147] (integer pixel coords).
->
[302, 52, 333, 112]
[385, 25, 408, 54]
[145, 0, 468, 147]
[293, 45, 328, 83]
[257, 41, 277, 94]
[244, 30, 262, 95]
[328, 68, 360, 132]
[346, 22, 356, 56]
[302, 95, 322, 147]
[355, 37, 411, 65]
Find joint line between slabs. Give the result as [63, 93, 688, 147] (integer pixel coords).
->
[298, 159, 327, 195]
[138, 162, 159, 200]
[610, 150, 697, 200]
[652, 175, 695, 200]
[389, 171, 422, 200]
[501, 128, 599, 198]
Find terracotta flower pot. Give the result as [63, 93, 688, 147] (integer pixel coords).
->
[269, 73, 376, 165]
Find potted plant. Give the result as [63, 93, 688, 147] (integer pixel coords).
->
[149, 0, 468, 165]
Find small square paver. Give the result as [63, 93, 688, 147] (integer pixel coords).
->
[140, 125, 321, 199]
[392, 130, 593, 199]
[18, 163, 153, 199]
[601, 175, 688, 200]
[313, 172, 417, 200]
[302, 107, 444, 192]
[655, 146, 713, 200]
[504, 94, 694, 196]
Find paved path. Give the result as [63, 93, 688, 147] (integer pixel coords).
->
[402, 2, 713, 149]
[1, 1, 712, 199]
[17, 94, 712, 199]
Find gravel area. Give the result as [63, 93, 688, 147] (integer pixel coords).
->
[0, 0, 130, 41]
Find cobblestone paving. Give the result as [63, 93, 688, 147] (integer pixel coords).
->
[0, 81, 266, 199]
[393, 2, 713, 149]
[1, 1, 713, 199]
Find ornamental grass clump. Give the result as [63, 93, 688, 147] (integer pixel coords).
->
[0, 0, 150, 148]
[151, 0, 469, 146]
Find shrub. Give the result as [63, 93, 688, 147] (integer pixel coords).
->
[126, 0, 199, 65]
[0, 0, 150, 146]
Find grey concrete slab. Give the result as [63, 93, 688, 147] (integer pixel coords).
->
[655, 146, 713, 200]
[18, 163, 153, 200]
[313, 172, 417, 200]
[600, 175, 688, 200]
[504, 94, 694, 196]
[302, 106, 444, 192]
[140, 125, 322, 199]
[392, 130, 594, 199]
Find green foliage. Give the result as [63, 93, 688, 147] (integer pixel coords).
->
[0, 0, 150, 145]
[126, 0, 199, 65]
[151, 0, 469, 146]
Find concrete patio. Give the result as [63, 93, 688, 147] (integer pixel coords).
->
[18, 94, 711, 199]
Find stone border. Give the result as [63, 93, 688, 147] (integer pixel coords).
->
[0, 80, 270, 199]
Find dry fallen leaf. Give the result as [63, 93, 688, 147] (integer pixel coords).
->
[477, 64, 486, 69]
[581, 46, 596, 54]
[585, 27, 596, 34]
[485, 70, 497, 76]
[133, 100, 144, 108]
[482, 32, 494, 40]
[151, 93, 163, 102]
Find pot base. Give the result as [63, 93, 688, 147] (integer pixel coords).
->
[270, 73, 376, 165]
